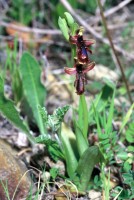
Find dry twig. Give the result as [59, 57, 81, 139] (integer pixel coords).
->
[0, 21, 61, 35]
[91, 0, 133, 24]
[97, 0, 132, 104]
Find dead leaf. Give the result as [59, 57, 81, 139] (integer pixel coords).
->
[6, 21, 52, 45]
[6, 22, 32, 43]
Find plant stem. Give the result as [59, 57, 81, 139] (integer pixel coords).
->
[97, 0, 133, 104]
[79, 94, 88, 140]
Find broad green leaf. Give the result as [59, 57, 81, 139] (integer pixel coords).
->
[75, 121, 88, 157]
[117, 152, 128, 160]
[76, 146, 103, 191]
[0, 77, 34, 143]
[78, 94, 88, 139]
[119, 103, 134, 134]
[60, 123, 78, 178]
[20, 52, 46, 135]
[126, 123, 134, 143]
[64, 12, 74, 27]
[58, 17, 69, 41]
[128, 145, 134, 152]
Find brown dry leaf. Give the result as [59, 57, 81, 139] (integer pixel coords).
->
[6, 21, 51, 45]
[55, 185, 81, 200]
[6, 22, 32, 43]
[0, 139, 34, 200]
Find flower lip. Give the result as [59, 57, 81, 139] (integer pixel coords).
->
[69, 29, 95, 64]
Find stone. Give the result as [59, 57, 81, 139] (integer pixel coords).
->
[0, 139, 34, 200]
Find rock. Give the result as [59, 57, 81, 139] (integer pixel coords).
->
[87, 64, 119, 82]
[0, 139, 34, 200]
[88, 190, 102, 200]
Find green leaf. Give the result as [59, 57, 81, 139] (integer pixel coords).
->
[93, 105, 102, 137]
[48, 105, 70, 132]
[70, 22, 79, 36]
[64, 12, 74, 27]
[117, 152, 128, 160]
[75, 122, 88, 156]
[60, 123, 78, 178]
[76, 146, 103, 191]
[20, 52, 46, 135]
[119, 103, 134, 134]
[128, 145, 134, 152]
[38, 105, 48, 125]
[0, 77, 34, 143]
[50, 168, 59, 180]
[35, 135, 51, 144]
[126, 124, 134, 143]
[58, 17, 69, 41]
[103, 78, 116, 90]
[89, 91, 108, 124]
[35, 135, 64, 160]
[99, 134, 109, 140]
[100, 138, 109, 145]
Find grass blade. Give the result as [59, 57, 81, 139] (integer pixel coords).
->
[119, 103, 134, 134]
[105, 89, 115, 134]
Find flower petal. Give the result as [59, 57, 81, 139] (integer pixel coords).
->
[83, 62, 95, 74]
[84, 39, 96, 46]
[64, 67, 76, 75]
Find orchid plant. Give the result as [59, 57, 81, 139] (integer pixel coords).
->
[57, 12, 103, 191]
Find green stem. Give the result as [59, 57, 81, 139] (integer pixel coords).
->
[79, 94, 88, 140]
